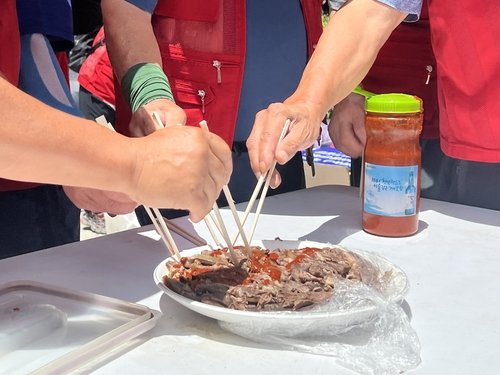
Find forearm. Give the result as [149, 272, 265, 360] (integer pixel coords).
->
[101, 0, 161, 81]
[289, 0, 406, 114]
[0, 78, 134, 192]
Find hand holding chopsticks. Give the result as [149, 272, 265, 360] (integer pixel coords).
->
[232, 119, 292, 244]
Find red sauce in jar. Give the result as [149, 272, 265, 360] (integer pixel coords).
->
[362, 94, 423, 237]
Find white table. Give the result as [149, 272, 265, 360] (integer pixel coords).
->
[1, 185, 499, 374]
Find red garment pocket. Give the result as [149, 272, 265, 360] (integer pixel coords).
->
[154, 0, 220, 23]
[170, 78, 215, 125]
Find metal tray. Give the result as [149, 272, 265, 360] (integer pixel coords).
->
[0, 280, 161, 374]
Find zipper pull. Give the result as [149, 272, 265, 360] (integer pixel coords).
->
[197, 89, 206, 113]
[425, 65, 433, 85]
[213, 60, 222, 84]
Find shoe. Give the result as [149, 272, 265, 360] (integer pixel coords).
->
[81, 210, 107, 235]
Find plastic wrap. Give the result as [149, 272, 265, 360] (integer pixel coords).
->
[219, 279, 420, 375]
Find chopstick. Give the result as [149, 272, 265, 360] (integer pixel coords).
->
[203, 216, 224, 248]
[145, 207, 181, 259]
[210, 203, 239, 265]
[198, 120, 250, 260]
[161, 217, 207, 247]
[247, 119, 292, 243]
[222, 185, 251, 255]
[95, 114, 183, 259]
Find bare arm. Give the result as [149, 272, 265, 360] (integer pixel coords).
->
[0, 77, 133, 192]
[0, 77, 232, 220]
[289, 0, 406, 114]
[101, 0, 161, 81]
[101, 0, 186, 132]
[247, 0, 407, 178]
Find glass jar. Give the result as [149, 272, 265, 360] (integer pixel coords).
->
[362, 93, 423, 237]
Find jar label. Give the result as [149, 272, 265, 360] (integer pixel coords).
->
[363, 163, 418, 217]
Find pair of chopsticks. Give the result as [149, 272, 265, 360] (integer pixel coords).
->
[231, 119, 291, 245]
[95, 114, 204, 260]
[139, 115, 290, 263]
[197, 121, 251, 265]
[198, 119, 291, 264]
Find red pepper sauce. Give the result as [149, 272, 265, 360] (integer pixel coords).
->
[362, 112, 423, 237]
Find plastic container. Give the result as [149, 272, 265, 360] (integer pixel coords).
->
[0, 280, 161, 375]
[362, 93, 423, 237]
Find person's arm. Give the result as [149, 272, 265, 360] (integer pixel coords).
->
[102, 0, 185, 132]
[0, 77, 231, 221]
[247, 0, 410, 183]
[0, 77, 132, 192]
[101, 0, 160, 81]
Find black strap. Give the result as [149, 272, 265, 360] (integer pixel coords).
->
[231, 141, 248, 154]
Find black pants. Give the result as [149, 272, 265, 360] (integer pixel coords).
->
[0, 185, 80, 259]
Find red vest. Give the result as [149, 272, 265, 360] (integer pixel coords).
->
[362, 0, 439, 140]
[0, 0, 20, 86]
[115, 0, 323, 146]
[428, 1, 500, 162]
[0, 0, 41, 192]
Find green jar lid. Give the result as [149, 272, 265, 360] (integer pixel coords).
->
[366, 93, 422, 114]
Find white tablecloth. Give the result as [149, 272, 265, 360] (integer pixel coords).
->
[1, 185, 499, 374]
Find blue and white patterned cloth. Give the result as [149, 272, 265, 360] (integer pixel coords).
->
[328, 0, 423, 21]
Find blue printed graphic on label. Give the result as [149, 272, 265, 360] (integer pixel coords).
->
[364, 163, 418, 217]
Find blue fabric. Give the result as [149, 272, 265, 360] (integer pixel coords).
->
[16, 0, 74, 51]
[233, 0, 307, 141]
[328, 0, 423, 21]
[19, 34, 82, 117]
[125, 0, 158, 13]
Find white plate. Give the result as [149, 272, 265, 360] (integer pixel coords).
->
[153, 240, 409, 331]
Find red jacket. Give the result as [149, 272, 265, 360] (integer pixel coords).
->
[428, 0, 500, 162]
[115, 0, 323, 146]
[362, 0, 439, 140]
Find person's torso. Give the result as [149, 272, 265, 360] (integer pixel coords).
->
[428, 0, 500, 162]
[123, 0, 322, 146]
[362, 0, 439, 140]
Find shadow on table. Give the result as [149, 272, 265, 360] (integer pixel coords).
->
[420, 198, 500, 227]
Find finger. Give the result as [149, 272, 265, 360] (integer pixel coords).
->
[246, 110, 266, 177]
[269, 170, 282, 189]
[188, 190, 213, 223]
[337, 122, 364, 157]
[106, 201, 139, 215]
[206, 132, 233, 184]
[258, 104, 289, 174]
[276, 121, 316, 165]
[351, 111, 367, 146]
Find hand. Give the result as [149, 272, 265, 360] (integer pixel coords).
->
[128, 99, 187, 137]
[246, 100, 324, 188]
[63, 186, 138, 214]
[127, 125, 232, 222]
[328, 93, 366, 158]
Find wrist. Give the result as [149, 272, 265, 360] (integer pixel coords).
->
[121, 63, 175, 112]
[285, 95, 327, 125]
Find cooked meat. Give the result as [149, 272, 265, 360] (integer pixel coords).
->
[164, 246, 366, 311]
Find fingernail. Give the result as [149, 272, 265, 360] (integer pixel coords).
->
[259, 161, 267, 174]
